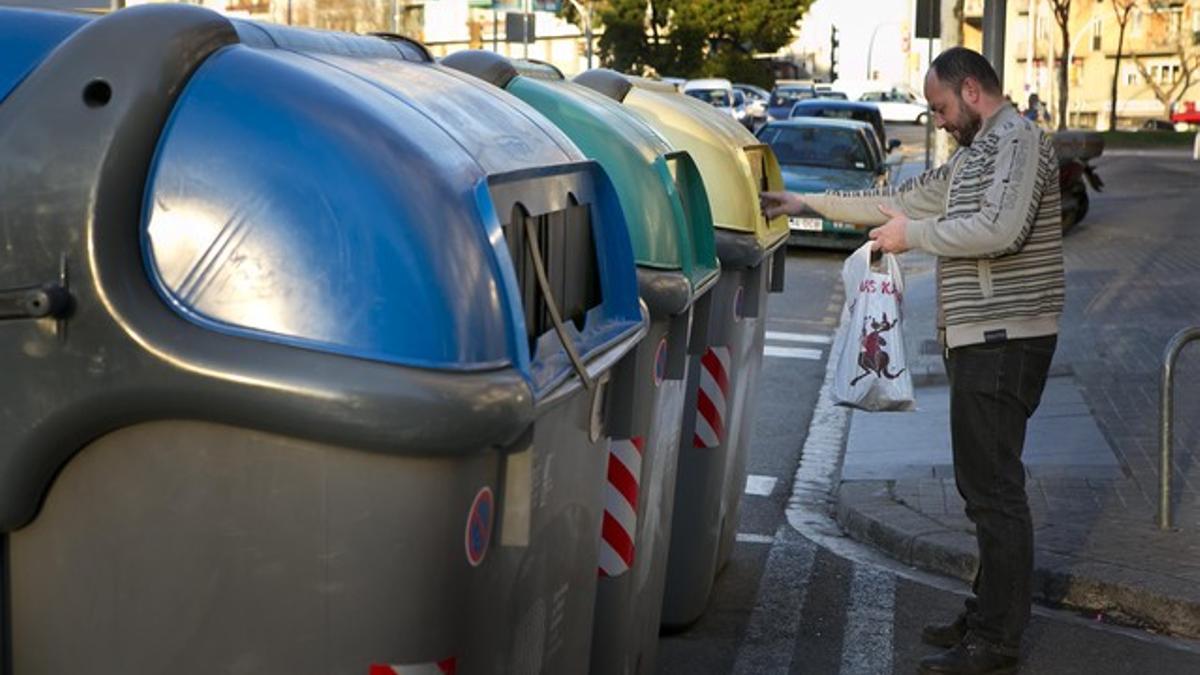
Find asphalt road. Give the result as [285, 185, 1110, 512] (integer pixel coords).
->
[653, 127, 1200, 674]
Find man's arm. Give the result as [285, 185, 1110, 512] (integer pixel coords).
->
[801, 160, 955, 226]
[905, 129, 1046, 258]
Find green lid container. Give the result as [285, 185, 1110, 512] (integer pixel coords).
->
[442, 52, 719, 301]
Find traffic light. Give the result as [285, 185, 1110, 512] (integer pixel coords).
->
[830, 26, 840, 82]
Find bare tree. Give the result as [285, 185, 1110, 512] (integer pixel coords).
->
[1133, 2, 1200, 119]
[1134, 43, 1200, 119]
[1050, 0, 1072, 130]
[1109, 0, 1138, 131]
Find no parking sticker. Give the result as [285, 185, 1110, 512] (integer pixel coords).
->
[465, 486, 494, 567]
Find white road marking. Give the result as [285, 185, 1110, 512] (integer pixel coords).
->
[744, 474, 778, 497]
[765, 331, 833, 345]
[839, 565, 896, 675]
[764, 346, 823, 360]
[731, 526, 818, 675]
[735, 533, 775, 544]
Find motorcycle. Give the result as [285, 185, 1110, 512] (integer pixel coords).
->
[1053, 131, 1104, 232]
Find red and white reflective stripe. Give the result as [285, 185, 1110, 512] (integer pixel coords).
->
[694, 346, 731, 449]
[599, 436, 644, 578]
[369, 659, 456, 675]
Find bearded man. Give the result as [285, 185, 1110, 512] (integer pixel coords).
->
[762, 47, 1065, 675]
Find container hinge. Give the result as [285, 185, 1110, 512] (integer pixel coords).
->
[0, 283, 71, 321]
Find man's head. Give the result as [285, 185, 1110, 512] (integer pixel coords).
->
[925, 47, 1004, 146]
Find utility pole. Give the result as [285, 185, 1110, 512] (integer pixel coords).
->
[982, 0, 1007, 85]
[523, 0, 531, 60]
[567, 0, 594, 70]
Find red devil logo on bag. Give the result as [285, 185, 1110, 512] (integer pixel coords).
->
[850, 313, 907, 386]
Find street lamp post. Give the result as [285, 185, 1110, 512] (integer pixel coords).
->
[866, 22, 900, 80]
[566, 0, 594, 69]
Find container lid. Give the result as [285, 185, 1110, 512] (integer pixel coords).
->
[141, 25, 642, 394]
[443, 51, 718, 299]
[576, 69, 789, 253]
[0, 8, 89, 105]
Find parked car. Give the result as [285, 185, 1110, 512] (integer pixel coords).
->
[756, 118, 887, 249]
[788, 99, 900, 159]
[733, 83, 769, 125]
[683, 78, 742, 124]
[858, 88, 929, 124]
[658, 76, 686, 91]
[767, 83, 818, 121]
[730, 88, 754, 129]
[1139, 119, 1177, 131]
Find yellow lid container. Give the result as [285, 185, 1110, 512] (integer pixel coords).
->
[575, 70, 788, 259]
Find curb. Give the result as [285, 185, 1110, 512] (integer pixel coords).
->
[833, 483, 1200, 639]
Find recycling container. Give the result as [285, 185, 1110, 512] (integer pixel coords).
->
[576, 69, 789, 628]
[442, 52, 720, 675]
[0, 7, 646, 675]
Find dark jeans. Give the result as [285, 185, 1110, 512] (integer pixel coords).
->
[943, 335, 1057, 655]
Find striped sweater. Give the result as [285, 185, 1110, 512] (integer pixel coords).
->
[805, 103, 1064, 348]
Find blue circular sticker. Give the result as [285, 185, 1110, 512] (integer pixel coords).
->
[654, 338, 668, 386]
[465, 487, 494, 567]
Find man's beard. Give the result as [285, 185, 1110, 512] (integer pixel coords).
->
[950, 107, 983, 146]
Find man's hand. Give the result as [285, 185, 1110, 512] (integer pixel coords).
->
[868, 204, 910, 254]
[759, 191, 807, 219]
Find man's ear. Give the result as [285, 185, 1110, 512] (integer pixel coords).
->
[961, 77, 981, 105]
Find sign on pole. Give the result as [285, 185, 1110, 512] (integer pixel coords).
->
[505, 12, 535, 43]
[915, 0, 941, 39]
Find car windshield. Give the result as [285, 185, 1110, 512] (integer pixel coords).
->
[759, 126, 873, 171]
[770, 88, 815, 107]
[686, 89, 731, 107]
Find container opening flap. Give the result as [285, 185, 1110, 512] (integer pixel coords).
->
[504, 200, 603, 355]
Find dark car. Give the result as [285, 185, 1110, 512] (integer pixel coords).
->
[767, 84, 818, 121]
[756, 118, 887, 249]
[788, 99, 900, 159]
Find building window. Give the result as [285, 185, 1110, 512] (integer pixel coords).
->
[1168, 7, 1183, 37]
[1123, 66, 1138, 86]
[1132, 9, 1144, 36]
[1149, 63, 1181, 85]
[1092, 17, 1103, 51]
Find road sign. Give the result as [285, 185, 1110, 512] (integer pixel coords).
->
[505, 11, 534, 43]
[915, 0, 942, 39]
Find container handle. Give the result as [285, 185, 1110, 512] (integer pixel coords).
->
[520, 216, 596, 391]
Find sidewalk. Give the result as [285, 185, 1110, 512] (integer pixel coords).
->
[831, 152, 1200, 639]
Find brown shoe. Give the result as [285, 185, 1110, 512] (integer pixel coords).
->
[921, 615, 968, 648]
[917, 634, 1018, 674]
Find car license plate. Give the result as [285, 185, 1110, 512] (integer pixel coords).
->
[789, 217, 823, 232]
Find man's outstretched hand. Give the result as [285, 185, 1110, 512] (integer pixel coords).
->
[759, 191, 807, 219]
[868, 204, 910, 254]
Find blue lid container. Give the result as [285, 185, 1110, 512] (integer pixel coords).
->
[134, 21, 643, 397]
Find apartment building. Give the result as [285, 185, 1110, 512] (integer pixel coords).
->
[120, 1, 593, 75]
[1002, 0, 1200, 129]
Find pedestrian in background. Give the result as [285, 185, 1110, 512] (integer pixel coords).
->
[761, 47, 1064, 675]
[1024, 92, 1050, 129]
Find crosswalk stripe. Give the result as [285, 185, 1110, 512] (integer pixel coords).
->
[765, 331, 833, 344]
[735, 533, 775, 544]
[839, 565, 896, 675]
[744, 474, 778, 496]
[731, 526, 817, 674]
[764, 346, 823, 360]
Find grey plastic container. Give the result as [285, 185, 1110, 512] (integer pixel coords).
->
[0, 6, 646, 674]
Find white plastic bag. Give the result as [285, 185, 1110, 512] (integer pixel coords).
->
[833, 241, 915, 412]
